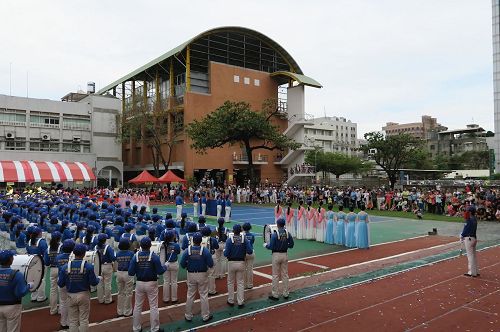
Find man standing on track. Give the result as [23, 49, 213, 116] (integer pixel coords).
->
[175, 191, 184, 221]
[224, 195, 232, 224]
[224, 224, 253, 308]
[265, 218, 294, 300]
[180, 232, 214, 323]
[128, 237, 168, 332]
[461, 206, 479, 277]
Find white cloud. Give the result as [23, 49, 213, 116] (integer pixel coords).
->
[0, 0, 493, 137]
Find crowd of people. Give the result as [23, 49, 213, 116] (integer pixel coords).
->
[0, 188, 294, 332]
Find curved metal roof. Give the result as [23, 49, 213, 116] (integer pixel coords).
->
[98, 26, 304, 94]
[270, 71, 322, 88]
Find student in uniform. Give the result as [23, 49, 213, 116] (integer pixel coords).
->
[242, 223, 255, 289]
[27, 227, 48, 302]
[325, 205, 335, 245]
[95, 233, 116, 304]
[175, 191, 184, 221]
[296, 200, 306, 240]
[128, 237, 167, 332]
[14, 224, 27, 254]
[43, 231, 62, 315]
[58, 243, 101, 332]
[356, 206, 370, 249]
[200, 227, 219, 296]
[335, 206, 346, 246]
[0, 250, 33, 332]
[224, 195, 232, 224]
[216, 195, 223, 219]
[122, 224, 138, 251]
[214, 218, 228, 279]
[56, 239, 75, 330]
[264, 218, 294, 300]
[461, 206, 479, 277]
[346, 207, 357, 248]
[224, 224, 253, 308]
[162, 230, 181, 304]
[115, 238, 134, 317]
[193, 192, 200, 218]
[180, 232, 214, 323]
[201, 192, 207, 217]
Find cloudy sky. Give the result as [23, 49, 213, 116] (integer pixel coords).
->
[0, 0, 493, 136]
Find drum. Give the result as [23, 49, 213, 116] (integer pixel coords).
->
[11, 254, 45, 292]
[69, 250, 101, 276]
[263, 224, 281, 244]
[150, 241, 163, 255]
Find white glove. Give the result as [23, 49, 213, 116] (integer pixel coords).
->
[27, 282, 34, 290]
[97, 276, 103, 282]
[164, 262, 170, 270]
[263, 243, 267, 248]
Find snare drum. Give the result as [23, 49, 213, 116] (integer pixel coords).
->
[263, 224, 282, 244]
[69, 250, 101, 276]
[11, 254, 45, 292]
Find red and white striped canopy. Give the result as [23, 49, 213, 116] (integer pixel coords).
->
[0, 161, 96, 183]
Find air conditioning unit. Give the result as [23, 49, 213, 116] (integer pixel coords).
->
[41, 133, 51, 141]
[72, 136, 81, 142]
[5, 132, 15, 139]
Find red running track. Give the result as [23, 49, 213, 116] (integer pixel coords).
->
[202, 246, 500, 332]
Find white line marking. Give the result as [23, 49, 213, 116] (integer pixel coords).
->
[253, 270, 273, 279]
[297, 261, 329, 269]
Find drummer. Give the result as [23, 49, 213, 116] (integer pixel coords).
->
[162, 230, 181, 304]
[115, 238, 134, 317]
[26, 227, 48, 302]
[58, 243, 101, 332]
[96, 233, 116, 305]
[0, 249, 33, 332]
[56, 239, 75, 330]
[43, 231, 62, 315]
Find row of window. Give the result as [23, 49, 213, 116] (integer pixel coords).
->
[2, 139, 90, 152]
[0, 110, 90, 129]
[306, 128, 356, 136]
[233, 75, 260, 86]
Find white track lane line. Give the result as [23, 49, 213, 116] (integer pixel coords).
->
[297, 261, 329, 269]
[253, 270, 273, 279]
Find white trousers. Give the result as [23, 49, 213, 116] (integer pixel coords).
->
[31, 275, 46, 302]
[185, 272, 210, 321]
[271, 252, 289, 298]
[214, 243, 227, 278]
[49, 267, 59, 314]
[176, 205, 183, 220]
[0, 304, 22, 332]
[97, 264, 113, 304]
[162, 261, 179, 302]
[59, 286, 69, 327]
[216, 205, 222, 219]
[201, 203, 207, 216]
[208, 263, 216, 294]
[464, 237, 479, 276]
[116, 271, 134, 316]
[244, 253, 255, 288]
[227, 261, 245, 305]
[225, 207, 231, 223]
[67, 291, 90, 332]
[193, 202, 199, 218]
[133, 281, 159, 332]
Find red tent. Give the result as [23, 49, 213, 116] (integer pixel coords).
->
[158, 170, 187, 183]
[128, 170, 159, 184]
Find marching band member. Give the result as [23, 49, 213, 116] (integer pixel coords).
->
[296, 201, 306, 240]
[81, 225, 97, 250]
[180, 232, 214, 323]
[193, 192, 200, 218]
[316, 201, 326, 242]
[346, 207, 357, 248]
[306, 201, 316, 240]
[27, 227, 48, 302]
[325, 204, 335, 244]
[181, 223, 198, 251]
[200, 227, 219, 296]
[128, 237, 167, 332]
[178, 213, 190, 236]
[43, 231, 62, 315]
[264, 218, 294, 300]
[216, 195, 223, 219]
[134, 216, 148, 243]
[356, 206, 370, 249]
[274, 200, 283, 222]
[224, 195, 232, 224]
[224, 224, 253, 308]
[162, 230, 181, 304]
[121, 223, 138, 251]
[56, 239, 75, 329]
[175, 191, 184, 221]
[335, 206, 346, 246]
[197, 215, 207, 230]
[285, 202, 295, 238]
[115, 238, 134, 317]
[60, 220, 73, 241]
[14, 224, 27, 254]
[0, 250, 32, 332]
[111, 216, 125, 250]
[58, 243, 101, 332]
[96, 233, 116, 304]
[214, 218, 228, 279]
[242, 223, 255, 289]
[201, 192, 207, 217]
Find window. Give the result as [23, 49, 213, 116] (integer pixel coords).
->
[254, 79, 260, 86]
[30, 113, 60, 128]
[30, 140, 59, 152]
[5, 140, 26, 151]
[0, 109, 26, 125]
[63, 116, 90, 130]
[244, 77, 250, 85]
[233, 75, 240, 83]
[62, 143, 81, 152]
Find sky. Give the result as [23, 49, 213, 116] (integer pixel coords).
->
[0, 0, 494, 137]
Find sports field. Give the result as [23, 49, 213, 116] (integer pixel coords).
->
[19, 204, 500, 332]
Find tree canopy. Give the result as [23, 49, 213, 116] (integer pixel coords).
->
[305, 149, 372, 180]
[361, 132, 423, 188]
[186, 100, 300, 187]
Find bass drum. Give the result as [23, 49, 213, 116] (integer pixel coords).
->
[263, 224, 281, 244]
[11, 254, 45, 292]
[69, 250, 101, 276]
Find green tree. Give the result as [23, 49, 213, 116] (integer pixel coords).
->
[305, 150, 372, 180]
[361, 132, 422, 189]
[186, 100, 301, 188]
[402, 149, 433, 170]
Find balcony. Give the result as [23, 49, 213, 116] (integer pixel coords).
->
[232, 154, 268, 165]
